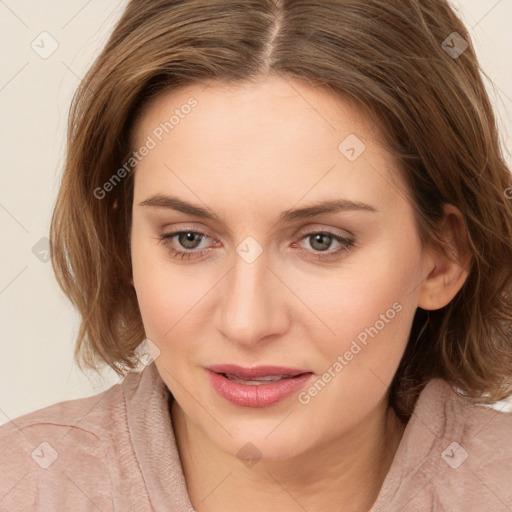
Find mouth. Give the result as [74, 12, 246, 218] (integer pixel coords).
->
[206, 363, 312, 382]
[220, 373, 305, 385]
[205, 364, 314, 407]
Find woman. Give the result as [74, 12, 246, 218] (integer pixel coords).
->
[1, 1, 511, 511]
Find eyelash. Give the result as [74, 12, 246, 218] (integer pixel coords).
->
[158, 228, 355, 261]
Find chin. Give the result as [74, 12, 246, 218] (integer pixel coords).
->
[211, 422, 310, 463]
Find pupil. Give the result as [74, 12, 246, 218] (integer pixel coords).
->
[180, 232, 200, 249]
[312, 233, 330, 251]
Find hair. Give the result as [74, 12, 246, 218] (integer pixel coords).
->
[50, 0, 512, 421]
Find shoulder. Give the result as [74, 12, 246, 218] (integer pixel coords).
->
[436, 379, 512, 507]
[382, 378, 512, 511]
[0, 368, 146, 511]
[426, 378, 512, 467]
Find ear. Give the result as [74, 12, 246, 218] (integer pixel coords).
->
[417, 204, 471, 311]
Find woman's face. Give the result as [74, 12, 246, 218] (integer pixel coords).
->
[130, 76, 428, 460]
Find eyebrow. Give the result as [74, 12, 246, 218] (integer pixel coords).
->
[138, 194, 378, 222]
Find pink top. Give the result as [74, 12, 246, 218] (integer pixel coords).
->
[1, 362, 511, 511]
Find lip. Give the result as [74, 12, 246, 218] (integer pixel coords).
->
[205, 364, 314, 408]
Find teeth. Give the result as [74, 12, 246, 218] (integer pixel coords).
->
[224, 373, 292, 385]
[225, 373, 291, 380]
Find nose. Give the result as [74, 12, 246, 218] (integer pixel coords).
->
[215, 250, 289, 347]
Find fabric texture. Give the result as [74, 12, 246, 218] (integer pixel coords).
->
[1, 362, 511, 511]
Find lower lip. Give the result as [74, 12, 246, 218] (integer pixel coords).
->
[207, 370, 314, 408]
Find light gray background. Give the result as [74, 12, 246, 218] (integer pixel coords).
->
[1, 0, 511, 426]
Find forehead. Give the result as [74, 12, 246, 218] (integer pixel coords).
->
[134, 76, 379, 150]
[131, 76, 407, 215]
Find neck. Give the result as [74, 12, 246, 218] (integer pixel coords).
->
[171, 395, 406, 512]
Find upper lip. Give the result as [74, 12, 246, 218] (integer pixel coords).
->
[206, 364, 312, 378]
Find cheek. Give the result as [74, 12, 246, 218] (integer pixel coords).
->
[131, 230, 215, 343]
[131, 227, 179, 340]
[292, 251, 418, 432]
[295, 234, 421, 366]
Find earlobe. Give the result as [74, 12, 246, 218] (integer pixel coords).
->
[417, 204, 471, 311]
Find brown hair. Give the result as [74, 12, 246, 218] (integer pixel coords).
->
[50, 0, 512, 420]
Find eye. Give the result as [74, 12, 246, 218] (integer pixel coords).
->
[158, 228, 355, 261]
[294, 230, 355, 260]
[159, 230, 213, 260]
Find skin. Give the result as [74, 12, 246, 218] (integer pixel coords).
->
[129, 75, 469, 512]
